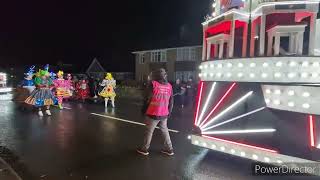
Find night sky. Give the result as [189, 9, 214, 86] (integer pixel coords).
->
[0, 0, 211, 71]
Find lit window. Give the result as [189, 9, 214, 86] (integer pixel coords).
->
[139, 53, 145, 64]
[151, 51, 167, 62]
[177, 47, 197, 61]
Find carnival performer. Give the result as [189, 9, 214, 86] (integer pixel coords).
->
[53, 71, 70, 109]
[98, 73, 116, 108]
[13, 66, 36, 107]
[22, 65, 36, 93]
[50, 72, 57, 81]
[24, 67, 56, 117]
[76, 79, 90, 102]
[65, 73, 75, 98]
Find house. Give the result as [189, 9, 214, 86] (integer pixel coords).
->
[84, 58, 134, 81]
[86, 58, 106, 78]
[132, 45, 202, 83]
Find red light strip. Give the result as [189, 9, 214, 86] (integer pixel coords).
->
[202, 135, 278, 153]
[200, 83, 236, 128]
[194, 81, 204, 126]
[309, 115, 315, 147]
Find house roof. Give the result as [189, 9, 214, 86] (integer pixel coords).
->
[86, 58, 106, 74]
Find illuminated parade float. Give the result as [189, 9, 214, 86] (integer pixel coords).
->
[191, 0, 320, 174]
[0, 72, 11, 93]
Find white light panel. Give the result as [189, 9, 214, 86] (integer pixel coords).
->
[199, 57, 320, 83]
[262, 85, 320, 115]
[0, 88, 12, 93]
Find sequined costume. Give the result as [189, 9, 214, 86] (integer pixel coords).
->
[22, 65, 36, 93]
[53, 71, 70, 109]
[76, 79, 90, 101]
[65, 74, 75, 98]
[24, 65, 56, 116]
[13, 66, 36, 104]
[99, 73, 116, 107]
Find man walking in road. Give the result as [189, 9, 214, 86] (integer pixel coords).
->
[137, 68, 174, 156]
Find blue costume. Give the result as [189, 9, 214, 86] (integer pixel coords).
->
[22, 79, 34, 87]
[22, 65, 36, 93]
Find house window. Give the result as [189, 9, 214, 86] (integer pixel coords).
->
[175, 71, 195, 82]
[151, 51, 167, 62]
[139, 53, 145, 64]
[177, 47, 197, 61]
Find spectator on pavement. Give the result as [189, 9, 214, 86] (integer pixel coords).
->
[137, 68, 174, 156]
[185, 77, 196, 108]
[173, 79, 186, 108]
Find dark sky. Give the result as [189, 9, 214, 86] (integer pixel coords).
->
[0, 0, 211, 71]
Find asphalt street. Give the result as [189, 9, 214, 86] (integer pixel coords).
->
[0, 94, 317, 180]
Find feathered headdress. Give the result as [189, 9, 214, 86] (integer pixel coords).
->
[36, 69, 50, 77]
[44, 64, 49, 72]
[24, 65, 36, 76]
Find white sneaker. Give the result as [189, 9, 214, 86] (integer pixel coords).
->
[38, 111, 43, 117]
[45, 110, 52, 116]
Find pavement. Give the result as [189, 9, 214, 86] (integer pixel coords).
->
[0, 94, 318, 179]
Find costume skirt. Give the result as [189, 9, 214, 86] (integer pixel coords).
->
[98, 86, 116, 98]
[25, 88, 57, 107]
[56, 88, 71, 98]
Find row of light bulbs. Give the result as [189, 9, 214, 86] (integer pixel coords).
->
[199, 72, 320, 79]
[265, 89, 311, 97]
[265, 98, 310, 109]
[193, 140, 283, 164]
[199, 61, 320, 70]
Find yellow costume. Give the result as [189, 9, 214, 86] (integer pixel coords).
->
[99, 73, 116, 107]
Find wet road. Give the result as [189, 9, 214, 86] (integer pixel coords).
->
[0, 96, 317, 180]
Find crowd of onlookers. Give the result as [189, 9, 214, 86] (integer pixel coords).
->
[141, 72, 198, 109]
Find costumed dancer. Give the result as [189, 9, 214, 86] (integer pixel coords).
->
[53, 71, 70, 109]
[13, 66, 36, 107]
[65, 73, 75, 99]
[50, 71, 57, 81]
[98, 73, 116, 108]
[24, 66, 56, 117]
[22, 65, 36, 93]
[76, 79, 90, 102]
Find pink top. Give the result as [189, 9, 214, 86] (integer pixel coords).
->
[146, 81, 172, 117]
[53, 78, 67, 89]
